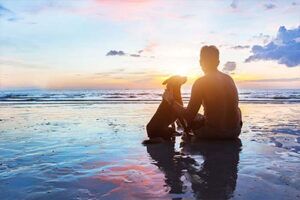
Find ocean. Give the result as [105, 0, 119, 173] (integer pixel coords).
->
[1, 89, 300, 103]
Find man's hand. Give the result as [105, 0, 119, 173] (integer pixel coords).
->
[162, 89, 174, 105]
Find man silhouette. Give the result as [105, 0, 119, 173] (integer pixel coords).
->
[163, 45, 242, 139]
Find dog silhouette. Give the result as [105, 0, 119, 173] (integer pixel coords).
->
[144, 75, 187, 144]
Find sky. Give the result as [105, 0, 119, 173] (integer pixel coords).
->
[0, 0, 299, 90]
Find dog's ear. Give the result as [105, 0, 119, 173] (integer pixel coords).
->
[162, 78, 170, 85]
[182, 76, 187, 84]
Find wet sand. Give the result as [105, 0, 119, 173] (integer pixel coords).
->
[0, 103, 300, 199]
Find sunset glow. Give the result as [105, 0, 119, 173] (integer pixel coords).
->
[0, 0, 299, 89]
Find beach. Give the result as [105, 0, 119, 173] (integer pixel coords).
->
[1, 0, 299, 199]
[0, 92, 300, 199]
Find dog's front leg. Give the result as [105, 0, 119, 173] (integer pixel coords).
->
[171, 122, 176, 131]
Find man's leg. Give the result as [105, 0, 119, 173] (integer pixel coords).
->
[190, 114, 205, 130]
[181, 114, 206, 140]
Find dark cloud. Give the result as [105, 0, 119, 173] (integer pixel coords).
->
[292, 2, 297, 6]
[106, 48, 154, 58]
[232, 45, 250, 50]
[245, 26, 300, 67]
[264, 3, 276, 10]
[130, 54, 141, 57]
[106, 50, 125, 56]
[223, 61, 236, 73]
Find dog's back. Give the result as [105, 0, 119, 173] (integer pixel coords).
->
[147, 99, 178, 132]
[145, 76, 187, 141]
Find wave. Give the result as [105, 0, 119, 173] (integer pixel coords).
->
[272, 95, 300, 100]
[0, 89, 300, 103]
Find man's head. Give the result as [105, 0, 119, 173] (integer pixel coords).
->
[200, 45, 220, 73]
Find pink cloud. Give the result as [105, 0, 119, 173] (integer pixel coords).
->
[68, 0, 190, 22]
[70, 0, 162, 21]
[139, 41, 158, 54]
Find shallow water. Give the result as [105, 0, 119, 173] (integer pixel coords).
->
[0, 103, 300, 199]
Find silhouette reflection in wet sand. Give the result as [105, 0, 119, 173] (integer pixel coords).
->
[146, 139, 242, 199]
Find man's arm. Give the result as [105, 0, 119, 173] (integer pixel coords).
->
[184, 80, 202, 123]
[164, 80, 202, 124]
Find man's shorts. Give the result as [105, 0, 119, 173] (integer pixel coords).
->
[191, 114, 242, 139]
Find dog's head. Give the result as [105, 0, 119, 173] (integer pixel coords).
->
[162, 75, 187, 89]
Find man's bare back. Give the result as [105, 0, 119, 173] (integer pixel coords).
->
[187, 71, 242, 131]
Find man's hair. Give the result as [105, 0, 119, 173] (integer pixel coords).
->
[200, 45, 219, 69]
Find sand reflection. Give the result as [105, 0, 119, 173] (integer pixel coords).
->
[146, 139, 242, 199]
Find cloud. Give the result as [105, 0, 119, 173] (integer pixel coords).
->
[231, 45, 250, 50]
[0, 57, 48, 69]
[106, 50, 125, 56]
[230, 0, 238, 9]
[93, 68, 126, 78]
[106, 50, 139, 57]
[129, 54, 141, 57]
[252, 33, 271, 44]
[0, 4, 19, 21]
[106, 47, 155, 58]
[245, 26, 300, 67]
[79, 0, 162, 21]
[264, 3, 276, 10]
[223, 61, 236, 73]
[0, 4, 13, 15]
[133, 42, 157, 58]
[92, 68, 166, 82]
[141, 42, 157, 54]
[179, 14, 195, 19]
[243, 78, 300, 83]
